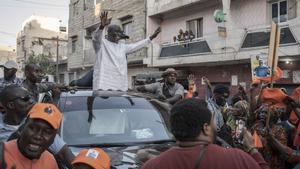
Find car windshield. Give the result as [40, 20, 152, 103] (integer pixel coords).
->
[59, 94, 172, 145]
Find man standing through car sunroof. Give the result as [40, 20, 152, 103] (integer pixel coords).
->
[92, 11, 161, 91]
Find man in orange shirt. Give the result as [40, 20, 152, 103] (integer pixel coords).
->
[3, 103, 62, 169]
[72, 148, 110, 169]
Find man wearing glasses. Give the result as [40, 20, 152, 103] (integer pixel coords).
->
[0, 85, 75, 168]
[0, 60, 23, 114]
[0, 85, 34, 142]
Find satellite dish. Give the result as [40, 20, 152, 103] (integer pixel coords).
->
[214, 9, 226, 23]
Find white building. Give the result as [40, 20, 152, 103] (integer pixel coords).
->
[68, 0, 159, 88]
[16, 15, 69, 83]
[146, 0, 300, 95]
[0, 46, 17, 78]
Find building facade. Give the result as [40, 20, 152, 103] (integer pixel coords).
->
[146, 0, 300, 96]
[0, 46, 17, 78]
[68, 0, 158, 89]
[16, 15, 68, 82]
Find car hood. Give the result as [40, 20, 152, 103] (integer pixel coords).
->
[69, 142, 175, 168]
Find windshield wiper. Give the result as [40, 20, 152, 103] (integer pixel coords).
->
[69, 139, 175, 148]
[125, 96, 135, 106]
[69, 143, 134, 148]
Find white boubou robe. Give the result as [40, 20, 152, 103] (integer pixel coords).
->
[92, 27, 151, 91]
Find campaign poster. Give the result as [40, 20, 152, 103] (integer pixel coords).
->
[251, 54, 271, 80]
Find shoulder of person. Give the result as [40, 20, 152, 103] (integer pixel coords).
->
[206, 144, 242, 157]
[151, 82, 163, 87]
[226, 146, 254, 159]
[142, 147, 177, 169]
[39, 150, 59, 167]
[40, 150, 56, 159]
[4, 139, 18, 153]
[175, 82, 184, 88]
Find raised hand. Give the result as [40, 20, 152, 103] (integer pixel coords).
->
[150, 27, 161, 40]
[100, 11, 110, 29]
[187, 74, 195, 85]
[202, 76, 210, 84]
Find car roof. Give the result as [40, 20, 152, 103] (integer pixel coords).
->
[61, 89, 158, 99]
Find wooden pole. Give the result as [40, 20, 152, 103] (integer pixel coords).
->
[268, 22, 280, 88]
[266, 22, 280, 129]
[56, 36, 59, 83]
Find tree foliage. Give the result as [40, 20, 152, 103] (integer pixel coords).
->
[25, 53, 55, 75]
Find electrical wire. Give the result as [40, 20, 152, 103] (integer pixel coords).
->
[0, 4, 68, 10]
[12, 0, 67, 8]
[0, 31, 16, 37]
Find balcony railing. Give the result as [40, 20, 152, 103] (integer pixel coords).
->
[148, 0, 210, 16]
[160, 38, 211, 58]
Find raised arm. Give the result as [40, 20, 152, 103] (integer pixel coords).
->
[92, 11, 110, 53]
[125, 27, 161, 54]
[203, 76, 213, 100]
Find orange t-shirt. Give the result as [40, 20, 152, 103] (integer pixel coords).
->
[4, 139, 59, 169]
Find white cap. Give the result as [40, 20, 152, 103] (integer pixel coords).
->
[3, 60, 18, 69]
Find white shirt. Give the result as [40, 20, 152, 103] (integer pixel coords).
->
[92, 27, 151, 91]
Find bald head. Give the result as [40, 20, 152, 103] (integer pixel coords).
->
[0, 85, 34, 124]
[0, 85, 28, 105]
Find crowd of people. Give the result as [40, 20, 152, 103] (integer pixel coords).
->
[137, 67, 300, 169]
[3, 60, 300, 169]
[1, 11, 300, 169]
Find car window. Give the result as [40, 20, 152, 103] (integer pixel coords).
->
[59, 96, 172, 145]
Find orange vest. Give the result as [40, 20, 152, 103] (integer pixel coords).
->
[4, 140, 58, 169]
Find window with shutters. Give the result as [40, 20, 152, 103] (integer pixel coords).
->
[270, 0, 297, 23]
[120, 15, 133, 40]
[122, 22, 133, 38]
[73, 1, 79, 16]
[71, 36, 78, 53]
[186, 18, 203, 38]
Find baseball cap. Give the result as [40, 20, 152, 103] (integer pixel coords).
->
[3, 60, 18, 69]
[213, 84, 230, 98]
[72, 148, 110, 169]
[28, 103, 63, 130]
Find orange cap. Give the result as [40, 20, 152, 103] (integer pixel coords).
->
[28, 103, 63, 130]
[72, 148, 110, 169]
[261, 88, 288, 108]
